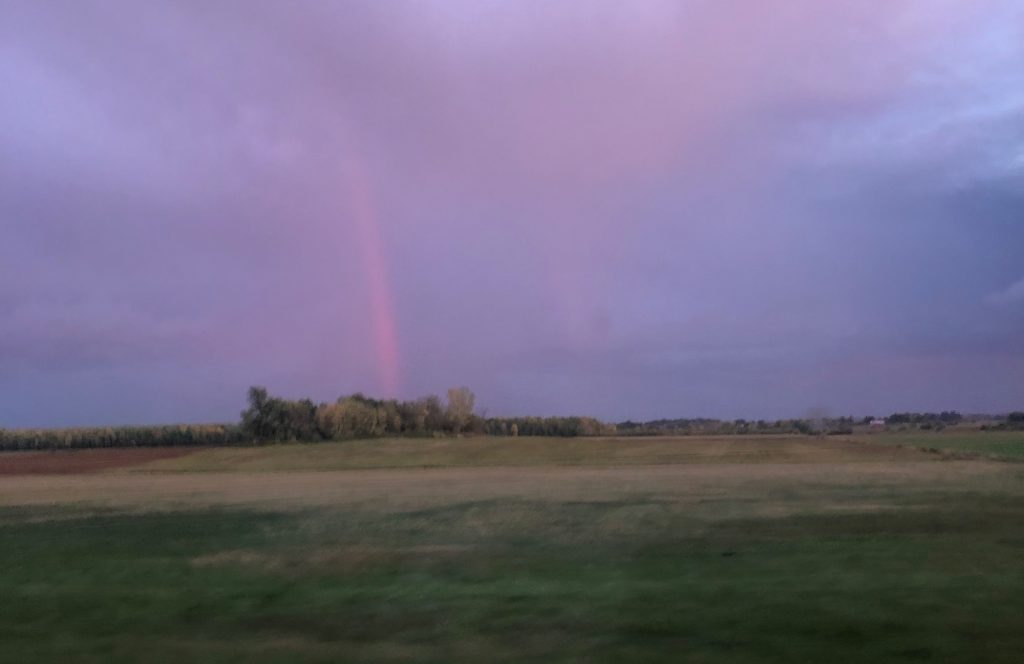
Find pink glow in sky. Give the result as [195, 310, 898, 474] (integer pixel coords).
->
[342, 156, 401, 396]
[1, 1, 1022, 425]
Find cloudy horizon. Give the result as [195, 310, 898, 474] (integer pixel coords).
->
[2, 1, 1022, 427]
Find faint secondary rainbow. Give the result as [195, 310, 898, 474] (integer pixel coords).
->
[341, 157, 401, 396]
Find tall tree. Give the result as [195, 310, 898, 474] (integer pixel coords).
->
[446, 387, 475, 434]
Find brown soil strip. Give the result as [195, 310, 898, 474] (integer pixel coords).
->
[0, 447, 205, 476]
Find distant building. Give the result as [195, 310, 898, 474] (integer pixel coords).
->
[869, 419, 886, 428]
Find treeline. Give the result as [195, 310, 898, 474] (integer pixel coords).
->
[1, 390, 1019, 452]
[615, 412, 978, 435]
[982, 412, 1024, 431]
[616, 418, 852, 436]
[884, 411, 963, 426]
[0, 385, 609, 451]
[0, 424, 243, 452]
[482, 416, 613, 437]
[240, 386, 612, 442]
[240, 386, 466, 441]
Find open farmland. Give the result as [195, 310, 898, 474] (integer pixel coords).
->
[2, 435, 1024, 663]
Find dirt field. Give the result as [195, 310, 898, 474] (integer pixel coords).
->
[0, 446, 204, 476]
[0, 438, 1013, 519]
[0, 436, 959, 511]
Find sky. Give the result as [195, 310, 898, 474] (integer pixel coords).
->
[1, 1, 1023, 427]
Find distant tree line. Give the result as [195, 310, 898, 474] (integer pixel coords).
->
[982, 412, 1024, 431]
[883, 411, 963, 427]
[238, 386, 614, 442]
[482, 416, 613, 437]
[0, 424, 243, 452]
[1, 390, 1020, 451]
[0, 386, 611, 451]
[615, 411, 990, 436]
[239, 386, 464, 442]
[616, 417, 853, 436]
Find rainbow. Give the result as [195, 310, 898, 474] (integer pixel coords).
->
[341, 157, 401, 396]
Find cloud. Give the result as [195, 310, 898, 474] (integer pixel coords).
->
[988, 277, 1024, 306]
[1, 1, 1024, 425]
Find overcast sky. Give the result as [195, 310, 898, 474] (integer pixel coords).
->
[2, 1, 1022, 426]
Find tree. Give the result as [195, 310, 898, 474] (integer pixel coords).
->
[316, 397, 379, 439]
[241, 386, 271, 439]
[423, 395, 446, 432]
[446, 387, 475, 434]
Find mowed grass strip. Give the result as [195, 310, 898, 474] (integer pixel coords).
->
[2, 459, 1011, 516]
[127, 435, 931, 473]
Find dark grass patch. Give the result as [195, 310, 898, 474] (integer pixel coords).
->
[2, 495, 1024, 663]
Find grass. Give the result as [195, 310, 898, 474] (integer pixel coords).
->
[3, 496, 1024, 662]
[2, 434, 1024, 662]
[855, 430, 1024, 461]
[130, 434, 925, 472]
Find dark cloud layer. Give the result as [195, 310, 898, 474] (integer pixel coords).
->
[1, 1, 1022, 426]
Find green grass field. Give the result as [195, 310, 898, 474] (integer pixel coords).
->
[2, 434, 1023, 662]
[854, 430, 1024, 461]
